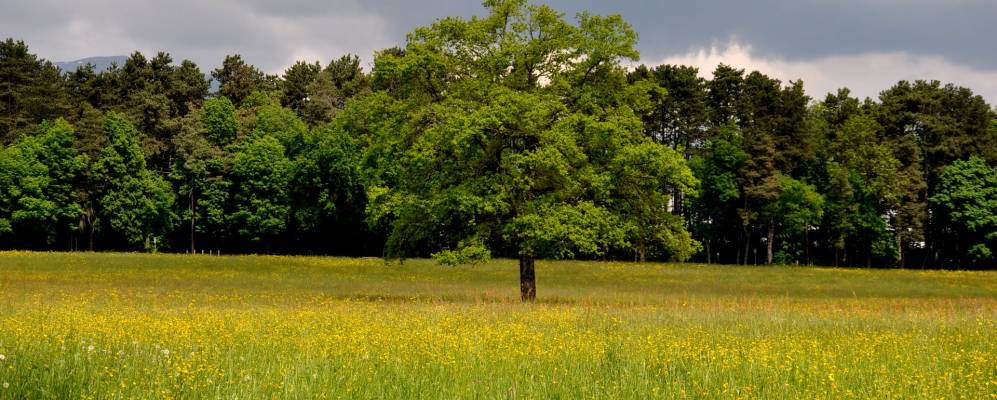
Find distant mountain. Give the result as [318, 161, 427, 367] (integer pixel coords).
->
[54, 55, 218, 90]
[54, 56, 128, 73]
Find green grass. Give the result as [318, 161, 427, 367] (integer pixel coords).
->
[0, 251, 994, 399]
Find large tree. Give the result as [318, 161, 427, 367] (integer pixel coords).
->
[929, 157, 997, 267]
[170, 112, 230, 253]
[0, 39, 69, 143]
[93, 112, 174, 250]
[355, 0, 698, 300]
[0, 119, 86, 247]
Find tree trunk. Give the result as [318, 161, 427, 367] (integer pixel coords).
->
[88, 226, 95, 252]
[736, 235, 742, 266]
[190, 191, 196, 254]
[898, 235, 905, 268]
[804, 229, 810, 266]
[519, 256, 536, 302]
[766, 219, 774, 264]
[706, 239, 711, 264]
[743, 231, 751, 266]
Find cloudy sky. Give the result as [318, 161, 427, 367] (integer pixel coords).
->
[3, 0, 996, 104]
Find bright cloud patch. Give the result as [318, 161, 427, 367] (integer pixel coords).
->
[654, 42, 997, 104]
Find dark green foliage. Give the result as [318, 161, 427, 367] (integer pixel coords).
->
[93, 113, 174, 250]
[299, 55, 370, 126]
[930, 157, 997, 263]
[0, 39, 69, 143]
[280, 61, 321, 113]
[212, 55, 276, 106]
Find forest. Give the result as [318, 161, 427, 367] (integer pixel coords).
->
[1, 1, 996, 270]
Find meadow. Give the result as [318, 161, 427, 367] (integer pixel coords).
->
[0, 252, 993, 399]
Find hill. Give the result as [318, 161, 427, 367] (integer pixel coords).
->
[54, 55, 128, 72]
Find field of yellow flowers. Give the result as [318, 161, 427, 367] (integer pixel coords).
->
[0, 251, 993, 399]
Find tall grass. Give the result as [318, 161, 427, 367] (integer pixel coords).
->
[0, 252, 993, 399]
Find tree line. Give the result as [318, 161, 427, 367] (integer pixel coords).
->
[2, 1, 996, 276]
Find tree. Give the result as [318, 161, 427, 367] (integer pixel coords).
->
[929, 157, 997, 266]
[706, 64, 744, 127]
[0, 119, 86, 247]
[212, 55, 274, 106]
[0, 38, 69, 143]
[688, 124, 747, 264]
[357, 0, 698, 300]
[629, 64, 708, 150]
[628, 64, 708, 218]
[201, 97, 239, 146]
[819, 112, 901, 267]
[93, 112, 174, 250]
[229, 135, 291, 249]
[288, 123, 369, 254]
[737, 71, 783, 265]
[280, 61, 321, 113]
[768, 175, 824, 264]
[170, 113, 230, 253]
[168, 59, 210, 117]
[300, 55, 370, 126]
[879, 81, 994, 266]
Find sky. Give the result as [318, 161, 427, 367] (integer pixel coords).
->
[3, 0, 996, 104]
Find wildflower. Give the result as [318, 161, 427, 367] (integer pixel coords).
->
[162, 349, 170, 357]
[87, 345, 94, 352]
[2, 382, 7, 389]
[0, 354, 5, 361]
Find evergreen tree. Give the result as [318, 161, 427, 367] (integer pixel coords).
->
[212, 55, 275, 106]
[0, 38, 69, 143]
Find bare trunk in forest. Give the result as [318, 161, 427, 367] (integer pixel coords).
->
[743, 231, 751, 265]
[519, 256, 536, 302]
[736, 235, 742, 266]
[897, 235, 905, 268]
[766, 219, 774, 264]
[804, 229, 810, 266]
[706, 239, 711, 264]
[190, 191, 196, 254]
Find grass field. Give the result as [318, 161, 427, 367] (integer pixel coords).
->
[0, 252, 993, 399]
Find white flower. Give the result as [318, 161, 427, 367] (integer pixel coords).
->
[2, 382, 8, 389]
[162, 349, 170, 357]
[0, 354, 5, 361]
[87, 345, 94, 352]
